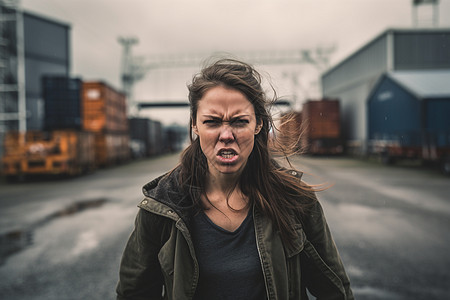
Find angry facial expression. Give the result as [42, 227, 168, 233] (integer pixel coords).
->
[192, 86, 262, 177]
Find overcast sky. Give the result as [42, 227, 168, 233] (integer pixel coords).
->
[21, 0, 450, 125]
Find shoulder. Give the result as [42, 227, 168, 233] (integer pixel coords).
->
[142, 167, 180, 197]
[141, 167, 187, 205]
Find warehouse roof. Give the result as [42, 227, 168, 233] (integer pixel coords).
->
[388, 70, 450, 99]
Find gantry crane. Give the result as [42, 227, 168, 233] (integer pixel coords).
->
[118, 36, 335, 114]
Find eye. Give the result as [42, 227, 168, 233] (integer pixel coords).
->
[230, 119, 249, 127]
[203, 119, 221, 127]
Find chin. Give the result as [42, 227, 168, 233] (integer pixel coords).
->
[217, 163, 245, 175]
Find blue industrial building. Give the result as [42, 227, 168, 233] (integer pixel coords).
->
[368, 70, 450, 165]
[322, 28, 450, 156]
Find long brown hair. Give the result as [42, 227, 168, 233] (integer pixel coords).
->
[179, 58, 316, 249]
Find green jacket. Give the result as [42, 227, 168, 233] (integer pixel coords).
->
[116, 169, 354, 300]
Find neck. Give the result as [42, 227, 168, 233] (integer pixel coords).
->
[203, 171, 249, 212]
[205, 170, 240, 195]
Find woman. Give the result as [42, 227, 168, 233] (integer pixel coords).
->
[116, 59, 353, 299]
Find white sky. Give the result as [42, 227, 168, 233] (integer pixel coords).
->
[21, 0, 450, 125]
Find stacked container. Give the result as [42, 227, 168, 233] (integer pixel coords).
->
[43, 77, 83, 130]
[82, 81, 130, 166]
[129, 118, 165, 157]
[1, 130, 95, 178]
[149, 120, 163, 155]
[2, 77, 131, 178]
[301, 99, 343, 155]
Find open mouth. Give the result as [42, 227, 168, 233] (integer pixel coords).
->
[217, 149, 237, 159]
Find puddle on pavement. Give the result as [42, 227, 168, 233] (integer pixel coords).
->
[42, 198, 108, 221]
[0, 198, 108, 265]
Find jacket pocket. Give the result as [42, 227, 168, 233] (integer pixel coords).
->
[158, 236, 175, 273]
[285, 224, 307, 299]
[303, 240, 347, 298]
[285, 224, 306, 258]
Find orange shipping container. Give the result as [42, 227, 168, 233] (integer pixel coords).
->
[82, 81, 128, 133]
[301, 99, 343, 155]
[2, 130, 95, 178]
[302, 99, 341, 139]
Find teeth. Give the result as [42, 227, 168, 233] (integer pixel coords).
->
[219, 150, 235, 158]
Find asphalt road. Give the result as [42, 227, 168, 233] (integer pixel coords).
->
[0, 153, 449, 299]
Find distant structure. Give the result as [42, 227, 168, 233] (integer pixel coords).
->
[321, 28, 450, 156]
[0, 0, 70, 157]
[0, 0, 26, 132]
[412, 0, 440, 27]
[117, 36, 144, 116]
[117, 37, 335, 114]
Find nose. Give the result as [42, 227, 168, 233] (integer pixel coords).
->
[218, 124, 235, 143]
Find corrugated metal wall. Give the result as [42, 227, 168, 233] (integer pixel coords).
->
[23, 12, 70, 130]
[394, 31, 450, 70]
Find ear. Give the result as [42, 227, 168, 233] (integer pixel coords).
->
[192, 124, 199, 135]
[255, 122, 262, 135]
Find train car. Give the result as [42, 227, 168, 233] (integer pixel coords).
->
[2, 130, 95, 179]
[300, 99, 343, 155]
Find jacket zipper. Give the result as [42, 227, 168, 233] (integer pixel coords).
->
[253, 205, 271, 299]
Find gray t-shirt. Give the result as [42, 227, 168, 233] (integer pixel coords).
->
[191, 209, 266, 299]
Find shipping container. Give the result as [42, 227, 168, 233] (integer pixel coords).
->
[2, 130, 95, 179]
[300, 99, 343, 155]
[128, 117, 165, 157]
[42, 77, 83, 130]
[150, 120, 164, 155]
[94, 132, 130, 167]
[82, 82, 128, 134]
[163, 124, 188, 153]
[129, 118, 152, 157]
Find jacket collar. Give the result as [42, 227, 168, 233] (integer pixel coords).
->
[141, 166, 307, 258]
[142, 166, 195, 225]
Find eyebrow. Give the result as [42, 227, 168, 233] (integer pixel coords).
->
[201, 114, 251, 119]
